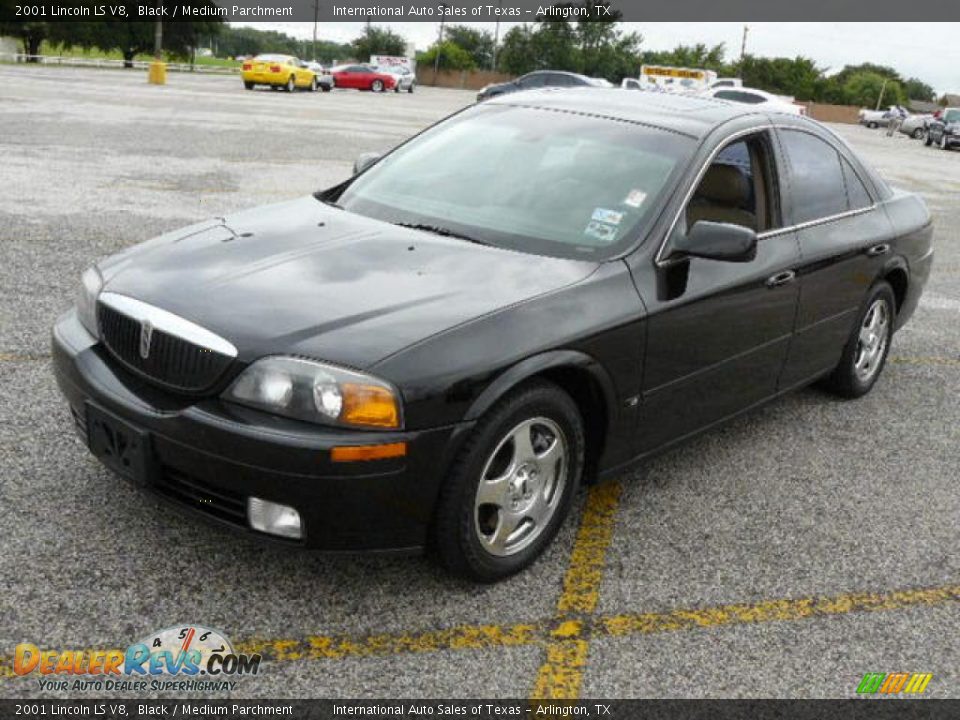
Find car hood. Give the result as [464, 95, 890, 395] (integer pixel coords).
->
[98, 197, 598, 369]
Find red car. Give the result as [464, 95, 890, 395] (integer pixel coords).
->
[330, 64, 397, 92]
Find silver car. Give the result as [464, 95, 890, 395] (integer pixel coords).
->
[378, 67, 416, 93]
[899, 114, 932, 139]
[305, 62, 335, 92]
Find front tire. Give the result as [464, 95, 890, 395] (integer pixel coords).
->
[432, 381, 585, 581]
[408, 83, 415, 94]
[868, 121, 878, 129]
[912, 128, 924, 139]
[309, 77, 317, 92]
[925, 133, 933, 146]
[823, 282, 895, 399]
[286, 76, 296, 93]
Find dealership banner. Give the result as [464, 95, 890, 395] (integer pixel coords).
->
[4, 700, 960, 719]
[3, 0, 960, 23]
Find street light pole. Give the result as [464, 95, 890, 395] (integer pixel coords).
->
[313, 0, 319, 62]
[433, 4, 447, 85]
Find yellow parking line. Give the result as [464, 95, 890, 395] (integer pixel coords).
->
[0, 352, 49, 362]
[1, 583, 957, 680]
[530, 481, 622, 700]
[888, 355, 960, 366]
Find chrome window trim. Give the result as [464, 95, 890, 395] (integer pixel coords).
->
[654, 121, 880, 267]
[654, 124, 772, 267]
[98, 292, 238, 358]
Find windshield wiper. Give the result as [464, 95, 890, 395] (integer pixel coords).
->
[395, 222, 489, 246]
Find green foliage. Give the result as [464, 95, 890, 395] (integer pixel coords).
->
[0, 21, 50, 59]
[443, 25, 494, 69]
[903, 77, 935, 102]
[351, 26, 407, 62]
[843, 71, 904, 108]
[498, 25, 538, 77]
[736, 55, 821, 100]
[417, 40, 476, 71]
[641, 43, 727, 73]
[212, 25, 351, 63]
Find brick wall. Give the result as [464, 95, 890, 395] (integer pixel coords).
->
[416, 67, 514, 91]
[803, 103, 862, 124]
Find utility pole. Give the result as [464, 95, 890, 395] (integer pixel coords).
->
[492, 0, 502, 71]
[313, 0, 319, 62]
[433, 4, 447, 85]
[739, 24, 749, 63]
[876, 78, 888, 110]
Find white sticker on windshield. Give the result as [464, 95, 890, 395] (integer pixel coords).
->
[584, 220, 617, 243]
[591, 208, 623, 225]
[623, 189, 648, 208]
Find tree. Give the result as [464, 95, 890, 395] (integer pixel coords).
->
[497, 25, 537, 76]
[443, 25, 494, 69]
[0, 21, 50, 60]
[736, 55, 822, 100]
[641, 43, 727, 73]
[844, 71, 904, 108]
[903, 77, 935, 102]
[417, 41, 475, 71]
[351, 26, 406, 62]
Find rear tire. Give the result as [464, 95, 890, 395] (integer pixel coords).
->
[868, 121, 878, 129]
[432, 381, 585, 582]
[823, 282, 895, 399]
[286, 76, 296, 93]
[912, 128, 924, 139]
[408, 83, 415, 94]
[243, 81, 254, 90]
[371, 79, 384, 93]
[925, 132, 933, 146]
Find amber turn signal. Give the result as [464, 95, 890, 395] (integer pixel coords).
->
[331, 442, 407, 463]
[341, 383, 400, 428]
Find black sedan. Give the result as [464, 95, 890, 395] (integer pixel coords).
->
[53, 91, 933, 581]
[924, 107, 960, 150]
[476, 70, 608, 102]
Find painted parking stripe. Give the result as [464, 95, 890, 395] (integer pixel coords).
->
[1, 583, 957, 679]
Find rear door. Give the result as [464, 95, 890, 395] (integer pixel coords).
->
[774, 126, 895, 387]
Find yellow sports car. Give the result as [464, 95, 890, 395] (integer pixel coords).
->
[241, 54, 318, 92]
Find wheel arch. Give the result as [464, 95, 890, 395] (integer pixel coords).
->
[879, 259, 909, 314]
[464, 350, 617, 480]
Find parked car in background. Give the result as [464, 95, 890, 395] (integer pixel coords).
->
[924, 107, 960, 150]
[241, 54, 317, 92]
[305, 62, 335, 92]
[858, 106, 908, 129]
[476, 71, 608, 102]
[377, 66, 417, 93]
[899, 114, 932, 139]
[330, 65, 396, 92]
[703, 86, 806, 115]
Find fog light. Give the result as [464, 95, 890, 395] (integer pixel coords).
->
[248, 497, 302, 539]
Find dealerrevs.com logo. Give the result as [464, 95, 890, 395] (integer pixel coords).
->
[14, 625, 262, 693]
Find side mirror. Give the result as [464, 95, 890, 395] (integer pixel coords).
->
[673, 221, 757, 263]
[353, 152, 381, 175]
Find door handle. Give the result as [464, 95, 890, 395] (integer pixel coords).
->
[866, 243, 891, 257]
[766, 270, 796, 288]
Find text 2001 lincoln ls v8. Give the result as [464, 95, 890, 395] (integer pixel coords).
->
[53, 90, 933, 581]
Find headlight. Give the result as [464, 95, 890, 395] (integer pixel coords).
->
[223, 356, 402, 429]
[76, 266, 103, 338]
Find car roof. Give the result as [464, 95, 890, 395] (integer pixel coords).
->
[486, 87, 791, 139]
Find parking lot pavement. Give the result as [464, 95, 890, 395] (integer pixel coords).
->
[0, 67, 957, 699]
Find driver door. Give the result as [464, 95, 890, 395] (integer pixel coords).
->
[631, 128, 801, 453]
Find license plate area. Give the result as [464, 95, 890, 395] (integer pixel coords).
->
[86, 403, 152, 485]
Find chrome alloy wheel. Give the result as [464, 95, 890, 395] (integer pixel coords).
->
[854, 298, 890, 382]
[474, 417, 568, 557]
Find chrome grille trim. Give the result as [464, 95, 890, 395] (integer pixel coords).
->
[98, 293, 237, 358]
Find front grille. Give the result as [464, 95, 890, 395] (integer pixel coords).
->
[98, 303, 233, 393]
[156, 467, 247, 526]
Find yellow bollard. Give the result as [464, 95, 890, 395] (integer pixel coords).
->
[148, 61, 167, 85]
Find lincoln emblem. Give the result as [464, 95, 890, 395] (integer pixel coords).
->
[139, 319, 154, 360]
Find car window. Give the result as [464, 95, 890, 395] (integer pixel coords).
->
[336, 104, 695, 260]
[519, 74, 547, 88]
[715, 90, 766, 105]
[686, 132, 779, 234]
[778, 129, 848, 224]
[840, 158, 873, 211]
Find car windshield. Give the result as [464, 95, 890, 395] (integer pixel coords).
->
[255, 54, 291, 63]
[944, 109, 960, 123]
[335, 105, 694, 259]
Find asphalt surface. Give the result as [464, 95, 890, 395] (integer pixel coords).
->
[0, 66, 957, 700]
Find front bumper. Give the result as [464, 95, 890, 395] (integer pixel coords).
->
[52, 310, 471, 552]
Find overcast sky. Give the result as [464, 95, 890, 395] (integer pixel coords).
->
[237, 22, 959, 94]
